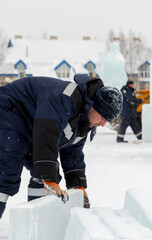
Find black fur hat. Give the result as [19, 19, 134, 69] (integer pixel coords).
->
[127, 80, 134, 85]
[92, 87, 123, 122]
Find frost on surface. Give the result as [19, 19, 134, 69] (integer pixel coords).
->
[65, 189, 152, 240]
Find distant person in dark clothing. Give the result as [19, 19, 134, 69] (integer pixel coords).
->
[117, 80, 142, 143]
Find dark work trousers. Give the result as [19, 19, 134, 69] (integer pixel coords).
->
[0, 128, 46, 218]
[117, 117, 142, 142]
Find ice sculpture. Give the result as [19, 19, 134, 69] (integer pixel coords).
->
[99, 42, 127, 90]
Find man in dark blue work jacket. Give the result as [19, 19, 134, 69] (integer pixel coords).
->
[117, 80, 142, 143]
[0, 74, 122, 218]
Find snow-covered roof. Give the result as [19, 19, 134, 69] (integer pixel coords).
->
[1, 38, 106, 77]
[138, 60, 150, 70]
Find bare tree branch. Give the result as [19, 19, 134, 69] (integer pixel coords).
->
[106, 29, 152, 74]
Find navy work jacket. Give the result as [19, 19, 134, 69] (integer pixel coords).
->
[120, 85, 141, 119]
[0, 75, 103, 189]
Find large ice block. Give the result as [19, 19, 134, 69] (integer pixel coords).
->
[64, 206, 152, 240]
[142, 104, 152, 142]
[8, 188, 152, 240]
[8, 189, 83, 240]
[124, 189, 152, 230]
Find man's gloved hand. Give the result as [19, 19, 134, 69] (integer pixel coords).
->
[75, 187, 90, 208]
[138, 99, 144, 104]
[43, 181, 69, 203]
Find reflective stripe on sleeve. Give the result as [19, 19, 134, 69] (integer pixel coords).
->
[63, 82, 78, 97]
[0, 193, 9, 203]
[117, 134, 124, 138]
[136, 131, 142, 137]
[72, 137, 84, 145]
[28, 188, 46, 197]
[63, 123, 73, 140]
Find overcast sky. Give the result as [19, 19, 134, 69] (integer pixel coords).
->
[1, 0, 152, 45]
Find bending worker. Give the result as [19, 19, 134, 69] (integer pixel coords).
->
[0, 74, 122, 218]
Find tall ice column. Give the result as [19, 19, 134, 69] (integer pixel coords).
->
[142, 65, 152, 142]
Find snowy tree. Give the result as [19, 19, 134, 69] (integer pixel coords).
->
[123, 30, 152, 74]
[42, 29, 47, 39]
[106, 29, 115, 52]
[106, 29, 152, 74]
[0, 30, 7, 65]
[119, 30, 127, 60]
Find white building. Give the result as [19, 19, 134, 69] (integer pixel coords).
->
[0, 37, 106, 85]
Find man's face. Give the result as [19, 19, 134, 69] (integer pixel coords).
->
[88, 107, 107, 128]
[128, 83, 134, 88]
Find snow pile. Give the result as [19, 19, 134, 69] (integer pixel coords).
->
[8, 190, 83, 240]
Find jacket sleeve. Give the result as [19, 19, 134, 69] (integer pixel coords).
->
[33, 118, 61, 182]
[122, 87, 139, 106]
[33, 94, 75, 182]
[59, 137, 87, 189]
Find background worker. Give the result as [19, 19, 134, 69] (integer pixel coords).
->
[117, 80, 142, 143]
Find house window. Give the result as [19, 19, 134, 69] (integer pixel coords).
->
[56, 63, 70, 79]
[139, 82, 145, 89]
[139, 63, 150, 78]
[85, 62, 96, 77]
[16, 62, 26, 78]
[19, 72, 25, 78]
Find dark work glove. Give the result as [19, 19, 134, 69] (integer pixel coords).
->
[75, 187, 90, 208]
[138, 99, 144, 104]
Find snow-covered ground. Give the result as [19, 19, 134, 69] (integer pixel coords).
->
[86, 126, 152, 209]
[1, 125, 152, 239]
